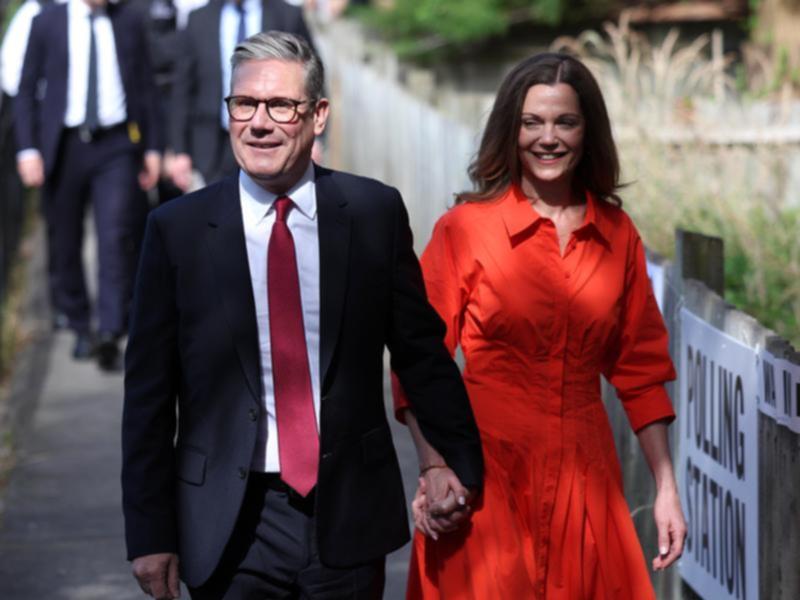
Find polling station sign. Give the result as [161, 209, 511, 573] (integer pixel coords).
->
[679, 309, 758, 600]
[758, 348, 800, 434]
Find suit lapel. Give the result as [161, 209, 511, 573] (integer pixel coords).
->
[208, 0, 224, 100]
[54, 5, 69, 104]
[109, 9, 132, 106]
[315, 167, 351, 390]
[205, 176, 261, 404]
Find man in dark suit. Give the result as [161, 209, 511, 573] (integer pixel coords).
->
[15, 0, 161, 367]
[122, 31, 483, 599]
[167, 0, 313, 192]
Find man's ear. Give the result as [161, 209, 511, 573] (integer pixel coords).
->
[313, 98, 330, 137]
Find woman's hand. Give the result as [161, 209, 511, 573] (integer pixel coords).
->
[412, 478, 438, 538]
[412, 471, 474, 540]
[651, 483, 687, 571]
[635, 420, 687, 571]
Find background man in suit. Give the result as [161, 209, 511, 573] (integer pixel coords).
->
[166, 0, 314, 192]
[14, 0, 161, 368]
[122, 31, 483, 599]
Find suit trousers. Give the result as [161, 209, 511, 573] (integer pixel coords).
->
[43, 126, 146, 334]
[189, 474, 385, 600]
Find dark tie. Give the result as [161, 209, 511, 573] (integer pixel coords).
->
[268, 197, 319, 497]
[84, 13, 100, 134]
[235, 0, 246, 43]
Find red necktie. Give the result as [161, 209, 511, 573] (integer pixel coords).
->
[268, 196, 319, 497]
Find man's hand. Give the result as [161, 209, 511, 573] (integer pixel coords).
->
[17, 155, 44, 188]
[139, 151, 162, 191]
[416, 466, 475, 539]
[166, 152, 193, 192]
[132, 552, 180, 599]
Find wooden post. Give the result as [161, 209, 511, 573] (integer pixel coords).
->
[674, 229, 724, 296]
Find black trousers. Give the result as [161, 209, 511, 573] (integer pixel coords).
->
[43, 126, 146, 334]
[189, 474, 385, 600]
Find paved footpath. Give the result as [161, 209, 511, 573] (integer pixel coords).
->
[0, 224, 416, 599]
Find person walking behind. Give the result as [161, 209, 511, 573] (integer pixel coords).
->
[14, 0, 161, 368]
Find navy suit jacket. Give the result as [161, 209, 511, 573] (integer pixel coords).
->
[169, 0, 313, 179]
[14, 2, 160, 177]
[121, 166, 484, 587]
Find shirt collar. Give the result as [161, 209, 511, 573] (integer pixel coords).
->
[71, 0, 105, 18]
[499, 183, 613, 245]
[239, 161, 317, 224]
[226, 0, 259, 11]
[579, 190, 613, 244]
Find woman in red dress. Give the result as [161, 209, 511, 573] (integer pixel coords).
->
[394, 53, 687, 599]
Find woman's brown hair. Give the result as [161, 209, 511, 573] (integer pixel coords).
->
[458, 53, 621, 205]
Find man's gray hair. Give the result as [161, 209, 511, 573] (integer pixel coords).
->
[231, 31, 325, 101]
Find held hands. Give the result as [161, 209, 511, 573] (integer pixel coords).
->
[651, 484, 687, 571]
[412, 465, 475, 540]
[132, 552, 180, 599]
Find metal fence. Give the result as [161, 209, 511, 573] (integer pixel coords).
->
[316, 18, 800, 599]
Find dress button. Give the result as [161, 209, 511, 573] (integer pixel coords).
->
[248, 408, 258, 422]
[238, 467, 247, 479]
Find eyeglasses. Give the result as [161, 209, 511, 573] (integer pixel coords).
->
[224, 96, 316, 123]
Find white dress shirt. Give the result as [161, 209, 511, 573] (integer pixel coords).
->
[219, 0, 261, 129]
[174, 0, 208, 29]
[240, 162, 321, 472]
[64, 0, 126, 128]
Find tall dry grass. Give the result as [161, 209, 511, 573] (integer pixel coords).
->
[552, 13, 800, 346]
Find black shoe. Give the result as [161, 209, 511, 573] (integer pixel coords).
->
[72, 332, 96, 360]
[96, 333, 120, 371]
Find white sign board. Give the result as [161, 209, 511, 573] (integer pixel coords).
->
[758, 349, 800, 434]
[678, 309, 759, 600]
[645, 259, 665, 314]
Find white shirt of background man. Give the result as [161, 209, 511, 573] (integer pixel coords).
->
[0, 0, 66, 97]
[63, 0, 126, 128]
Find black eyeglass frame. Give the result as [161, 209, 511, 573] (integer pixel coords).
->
[224, 96, 317, 123]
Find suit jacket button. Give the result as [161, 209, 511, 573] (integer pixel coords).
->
[248, 408, 258, 422]
[238, 467, 247, 480]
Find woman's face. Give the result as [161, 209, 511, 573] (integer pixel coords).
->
[517, 83, 585, 188]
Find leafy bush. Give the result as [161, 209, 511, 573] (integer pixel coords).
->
[355, 0, 619, 58]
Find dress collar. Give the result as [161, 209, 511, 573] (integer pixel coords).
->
[499, 183, 613, 245]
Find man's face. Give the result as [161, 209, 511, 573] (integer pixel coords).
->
[228, 59, 328, 194]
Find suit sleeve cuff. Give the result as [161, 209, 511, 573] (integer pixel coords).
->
[16, 148, 41, 161]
